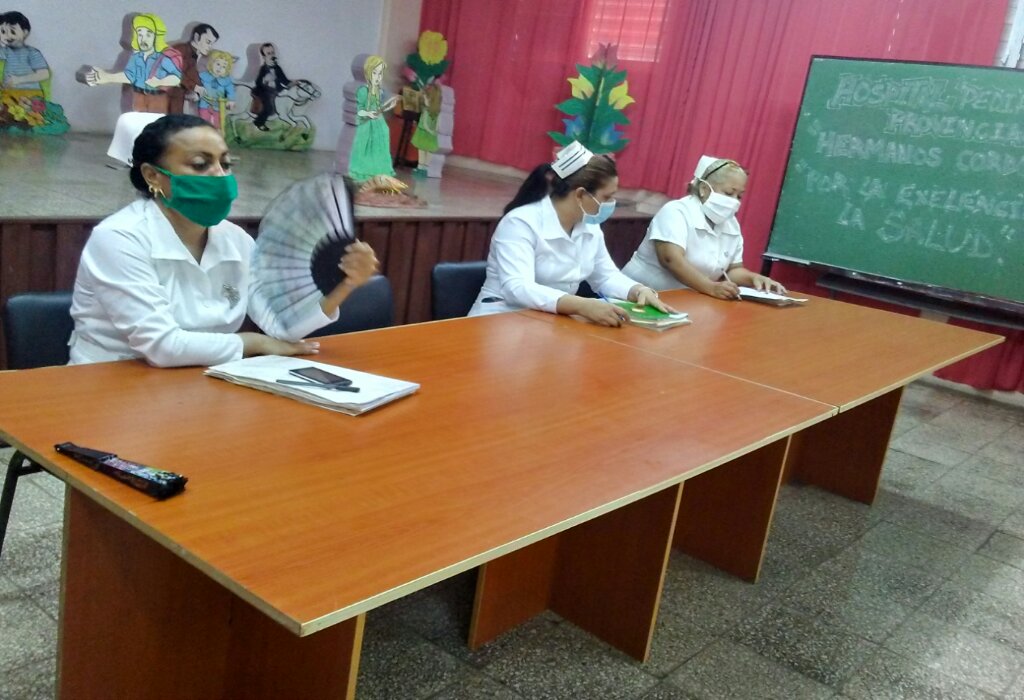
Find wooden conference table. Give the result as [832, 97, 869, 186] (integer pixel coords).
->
[522, 289, 1004, 504]
[0, 312, 836, 699]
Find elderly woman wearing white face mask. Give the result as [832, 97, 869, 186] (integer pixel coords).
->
[622, 155, 785, 300]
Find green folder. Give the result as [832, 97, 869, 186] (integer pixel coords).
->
[610, 300, 683, 320]
[607, 300, 690, 330]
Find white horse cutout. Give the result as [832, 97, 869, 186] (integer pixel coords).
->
[230, 78, 322, 130]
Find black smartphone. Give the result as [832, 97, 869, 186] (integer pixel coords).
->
[289, 367, 352, 386]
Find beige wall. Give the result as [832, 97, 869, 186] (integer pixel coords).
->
[379, 0, 425, 93]
[19, 1, 383, 149]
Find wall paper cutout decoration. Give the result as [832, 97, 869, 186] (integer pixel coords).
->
[0, 11, 69, 134]
[404, 30, 453, 178]
[548, 43, 634, 154]
[167, 22, 220, 114]
[83, 13, 183, 114]
[228, 42, 320, 151]
[197, 50, 235, 132]
[335, 55, 425, 208]
[348, 55, 400, 180]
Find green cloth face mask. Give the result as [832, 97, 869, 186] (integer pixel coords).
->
[153, 167, 238, 227]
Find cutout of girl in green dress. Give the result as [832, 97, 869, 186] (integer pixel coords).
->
[348, 55, 399, 182]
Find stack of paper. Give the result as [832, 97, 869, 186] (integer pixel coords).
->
[205, 356, 419, 415]
[737, 287, 808, 306]
[610, 300, 691, 331]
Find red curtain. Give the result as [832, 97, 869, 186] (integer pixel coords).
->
[421, 0, 1019, 391]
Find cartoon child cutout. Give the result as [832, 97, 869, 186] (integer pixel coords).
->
[348, 55, 400, 181]
[0, 11, 70, 133]
[84, 13, 182, 113]
[168, 22, 219, 114]
[197, 49, 235, 129]
[0, 11, 50, 97]
[411, 82, 441, 175]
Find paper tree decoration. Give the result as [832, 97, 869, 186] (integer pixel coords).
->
[548, 43, 634, 154]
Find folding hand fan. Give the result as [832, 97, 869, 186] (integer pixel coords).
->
[251, 173, 357, 329]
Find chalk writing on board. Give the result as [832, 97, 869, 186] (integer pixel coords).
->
[826, 74, 952, 111]
[769, 58, 1023, 302]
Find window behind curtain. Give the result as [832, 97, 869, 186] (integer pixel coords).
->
[586, 0, 669, 62]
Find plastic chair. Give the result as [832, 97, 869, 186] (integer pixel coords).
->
[430, 261, 487, 320]
[308, 275, 394, 337]
[1, 291, 74, 560]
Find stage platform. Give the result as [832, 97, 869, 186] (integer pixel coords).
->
[0, 134, 652, 365]
[0, 133, 526, 221]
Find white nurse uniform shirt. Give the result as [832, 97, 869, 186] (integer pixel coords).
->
[468, 196, 637, 316]
[68, 198, 337, 367]
[622, 194, 744, 291]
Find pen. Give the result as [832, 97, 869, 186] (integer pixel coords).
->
[596, 293, 631, 323]
[275, 379, 361, 393]
[722, 267, 741, 300]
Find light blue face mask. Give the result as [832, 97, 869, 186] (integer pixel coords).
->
[580, 192, 616, 225]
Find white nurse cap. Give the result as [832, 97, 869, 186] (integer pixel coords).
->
[107, 112, 163, 166]
[694, 154, 727, 180]
[551, 141, 595, 179]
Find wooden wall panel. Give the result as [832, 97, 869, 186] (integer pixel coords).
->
[406, 221, 444, 324]
[0, 216, 650, 368]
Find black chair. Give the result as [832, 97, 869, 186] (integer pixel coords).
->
[431, 261, 487, 320]
[308, 275, 394, 337]
[1, 291, 74, 560]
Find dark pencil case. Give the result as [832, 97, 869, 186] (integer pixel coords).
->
[54, 442, 188, 499]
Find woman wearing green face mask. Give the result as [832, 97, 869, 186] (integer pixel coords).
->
[68, 114, 380, 367]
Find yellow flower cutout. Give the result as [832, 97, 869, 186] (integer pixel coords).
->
[418, 31, 448, 65]
[568, 74, 594, 99]
[608, 81, 635, 109]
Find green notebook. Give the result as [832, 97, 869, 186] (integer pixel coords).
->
[609, 300, 690, 330]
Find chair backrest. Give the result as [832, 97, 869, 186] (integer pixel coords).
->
[431, 261, 488, 320]
[3, 292, 75, 370]
[308, 275, 394, 338]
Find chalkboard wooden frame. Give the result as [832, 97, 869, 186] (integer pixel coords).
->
[763, 55, 1024, 322]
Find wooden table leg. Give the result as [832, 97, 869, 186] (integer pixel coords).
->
[783, 387, 903, 504]
[674, 438, 789, 582]
[59, 491, 364, 700]
[469, 484, 681, 661]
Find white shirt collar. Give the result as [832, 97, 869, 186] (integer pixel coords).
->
[537, 196, 599, 241]
[144, 198, 244, 266]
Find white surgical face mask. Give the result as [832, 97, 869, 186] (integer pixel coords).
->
[579, 192, 616, 225]
[699, 179, 741, 224]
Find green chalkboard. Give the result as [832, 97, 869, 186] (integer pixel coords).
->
[766, 57, 1024, 304]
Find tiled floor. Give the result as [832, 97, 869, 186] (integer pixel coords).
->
[1, 381, 1022, 699]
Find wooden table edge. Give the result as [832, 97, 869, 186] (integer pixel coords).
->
[1, 396, 834, 639]
[834, 334, 1005, 412]
[298, 405, 834, 636]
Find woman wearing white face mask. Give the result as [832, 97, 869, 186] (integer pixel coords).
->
[468, 141, 676, 325]
[623, 156, 785, 300]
